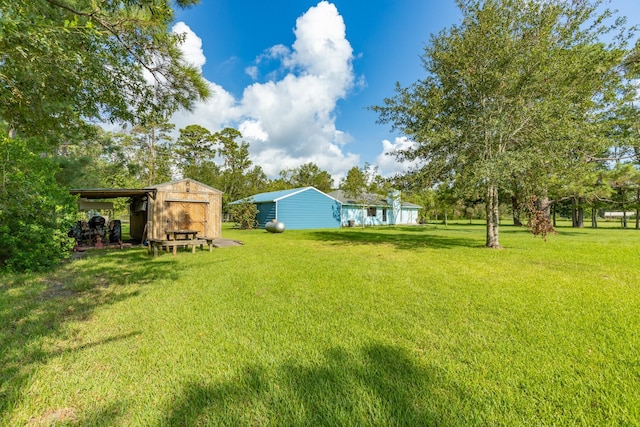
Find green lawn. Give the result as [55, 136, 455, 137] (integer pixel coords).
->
[1, 223, 638, 426]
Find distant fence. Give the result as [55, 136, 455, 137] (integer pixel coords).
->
[602, 211, 636, 219]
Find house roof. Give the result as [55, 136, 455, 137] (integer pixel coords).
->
[402, 202, 422, 209]
[231, 187, 340, 204]
[328, 190, 423, 209]
[328, 190, 389, 207]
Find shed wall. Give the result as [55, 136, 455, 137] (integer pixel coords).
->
[147, 180, 222, 240]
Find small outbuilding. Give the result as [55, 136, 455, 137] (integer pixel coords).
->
[233, 187, 341, 230]
[145, 178, 223, 240]
[71, 178, 223, 242]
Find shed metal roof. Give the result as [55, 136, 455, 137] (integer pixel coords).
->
[70, 188, 155, 199]
[146, 177, 223, 193]
[251, 187, 309, 203]
[71, 179, 223, 200]
[231, 187, 340, 204]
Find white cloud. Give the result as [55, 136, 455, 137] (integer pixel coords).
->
[238, 120, 268, 142]
[375, 137, 420, 177]
[245, 66, 259, 80]
[285, 1, 354, 83]
[170, 2, 360, 182]
[260, 44, 290, 61]
[172, 22, 206, 71]
[171, 82, 240, 132]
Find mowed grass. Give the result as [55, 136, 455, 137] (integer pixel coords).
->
[1, 223, 639, 426]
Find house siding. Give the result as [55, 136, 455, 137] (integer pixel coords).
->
[246, 187, 340, 230]
[277, 189, 341, 230]
[398, 208, 420, 224]
[256, 202, 277, 228]
[341, 205, 390, 226]
[341, 206, 364, 226]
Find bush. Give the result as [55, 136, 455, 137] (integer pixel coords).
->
[0, 136, 77, 272]
[229, 199, 258, 230]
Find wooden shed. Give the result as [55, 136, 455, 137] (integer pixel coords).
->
[145, 178, 223, 240]
[71, 178, 223, 243]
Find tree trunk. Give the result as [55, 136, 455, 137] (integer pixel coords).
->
[591, 208, 598, 228]
[621, 190, 627, 229]
[149, 127, 156, 186]
[535, 196, 552, 219]
[577, 204, 584, 228]
[511, 196, 522, 226]
[572, 197, 584, 228]
[636, 189, 640, 230]
[485, 183, 501, 248]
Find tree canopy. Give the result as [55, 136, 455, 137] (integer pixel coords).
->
[278, 162, 334, 193]
[0, 0, 209, 140]
[372, 0, 633, 248]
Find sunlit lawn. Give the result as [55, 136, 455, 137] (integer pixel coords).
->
[1, 222, 638, 425]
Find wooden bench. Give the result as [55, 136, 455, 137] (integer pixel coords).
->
[148, 238, 211, 256]
[201, 237, 216, 252]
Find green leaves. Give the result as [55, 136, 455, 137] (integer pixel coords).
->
[279, 162, 334, 193]
[0, 0, 209, 138]
[373, 0, 634, 247]
[0, 135, 77, 272]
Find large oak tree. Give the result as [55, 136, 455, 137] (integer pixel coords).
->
[372, 0, 631, 248]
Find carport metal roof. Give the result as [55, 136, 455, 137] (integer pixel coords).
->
[69, 188, 156, 199]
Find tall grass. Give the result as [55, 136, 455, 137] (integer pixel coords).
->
[1, 223, 638, 425]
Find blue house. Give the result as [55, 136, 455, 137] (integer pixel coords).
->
[232, 187, 341, 230]
[329, 190, 390, 226]
[329, 190, 422, 226]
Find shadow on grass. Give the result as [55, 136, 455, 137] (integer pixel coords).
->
[0, 248, 178, 422]
[309, 226, 483, 250]
[162, 344, 453, 426]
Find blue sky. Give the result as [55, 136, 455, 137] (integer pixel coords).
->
[170, 1, 640, 182]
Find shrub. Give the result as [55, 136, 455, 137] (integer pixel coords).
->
[229, 199, 258, 230]
[0, 136, 77, 272]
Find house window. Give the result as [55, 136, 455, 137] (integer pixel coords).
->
[367, 207, 377, 217]
[382, 209, 387, 222]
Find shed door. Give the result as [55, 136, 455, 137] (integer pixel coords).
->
[166, 202, 207, 235]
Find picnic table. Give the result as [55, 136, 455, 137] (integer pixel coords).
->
[166, 229, 199, 241]
[147, 229, 208, 256]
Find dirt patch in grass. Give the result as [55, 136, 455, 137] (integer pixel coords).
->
[37, 278, 75, 300]
[28, 407, 77, 425]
